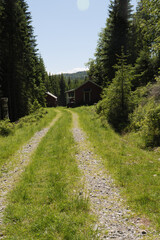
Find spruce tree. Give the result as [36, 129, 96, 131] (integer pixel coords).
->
[97, 51, 134, 131]
[88, 0, 133, 86]
[68, 77, 71, 90]
[1, 0, 46, 120]
[0, 0, 3, 89]
[59, 74, 66, 106]
[131, 0, 160, 88]
[102, 0, 133, 83]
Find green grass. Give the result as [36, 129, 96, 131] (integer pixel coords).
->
[74, 106, 160, 230]
[3, 110, 95, 240]
[0, 108, 56, 170]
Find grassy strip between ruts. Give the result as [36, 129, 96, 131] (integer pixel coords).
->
[0, 108, 57, 170]
[74, 106, 160, 232]
[3, 110, 95, 240]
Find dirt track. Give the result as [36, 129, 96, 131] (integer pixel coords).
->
[0, 110, 159, 239]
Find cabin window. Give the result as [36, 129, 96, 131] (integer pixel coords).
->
[68, 92, 74, 97]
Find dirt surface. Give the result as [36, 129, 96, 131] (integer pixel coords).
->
[0, 111, 61, 237]
[71, 111, 159, 240]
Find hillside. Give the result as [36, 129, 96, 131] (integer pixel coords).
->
[63, 71, 88, 80]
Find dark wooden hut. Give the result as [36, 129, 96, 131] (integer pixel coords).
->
[65, 80, 102, 107]
[45, 92, 57, 107]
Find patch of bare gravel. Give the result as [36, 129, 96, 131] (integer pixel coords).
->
[71, 111, 159, 240]
[0, 111, 61, 237]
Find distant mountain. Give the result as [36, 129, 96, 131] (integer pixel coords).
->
[63, 71, 88, 80]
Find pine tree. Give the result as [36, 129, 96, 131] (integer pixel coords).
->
[68, 77, 71, 90]
[102, 0, 133, 83]
[131, 0, 160, 89]
[0, 0, 3, 90]
[97, 51, 134, 131]
[1, 0, 46, 120]
[88, 0, 133, 86]
[59, 74, 66, 106]
[49, 74, 60, 97]
[87, 30, 105, 86]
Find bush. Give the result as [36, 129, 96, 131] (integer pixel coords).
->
[143, 104, 160, 147]
[18, 108, 48, 126]
[0, 120, 15, 136]
[129, 99, 160, 147]
[29, 99, 41, 114]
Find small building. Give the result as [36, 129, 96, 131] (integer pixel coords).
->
[65, 80, 102, 107]
[45, 92, 57, 107]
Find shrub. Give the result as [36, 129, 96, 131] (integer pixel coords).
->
[29, 99, 41, 114]
[18, 108, 48, 126]
[142, 103, 160, 147]
[130, 99, 160, 147]
[0, 120, 14, 136]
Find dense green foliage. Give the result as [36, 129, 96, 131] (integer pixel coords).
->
[64, 71, 88, 81]
[88, 0, 160, 88]
[88, 0, 160, 145]
[0, 0, 48, 121]
[129, 80, 160, 147]
[87, 0, 133, 86]
[97, 53, 134, 131]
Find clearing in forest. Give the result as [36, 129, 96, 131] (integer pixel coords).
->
[0, 108, 160, 239]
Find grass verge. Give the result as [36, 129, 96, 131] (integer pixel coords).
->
[0, 108, 56, 170]
[74, 106, 160, 231]
[3, 110, 95, 240]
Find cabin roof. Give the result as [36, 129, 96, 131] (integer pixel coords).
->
[65, 89, 75, 93]
[46, 91, 57, 99]
[65, 80, 101, 93]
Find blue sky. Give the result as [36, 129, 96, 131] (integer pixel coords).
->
[26, 0, 138, 74]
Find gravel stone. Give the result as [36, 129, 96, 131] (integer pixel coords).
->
[71, 112, 159, 239]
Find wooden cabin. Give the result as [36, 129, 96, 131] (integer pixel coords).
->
[45, 92, 57, 107]
[65, 80, 102, 107]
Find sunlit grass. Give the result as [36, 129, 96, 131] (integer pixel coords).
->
[0, 108, 56, 170]
[74, 106, 160, 230]
[3, 110, 95, 240]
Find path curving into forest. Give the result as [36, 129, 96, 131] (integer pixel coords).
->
[71, 111, 157, 240]
[0, 110, 61, 236]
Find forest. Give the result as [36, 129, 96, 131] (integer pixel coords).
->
[0, 0, 160, 147]
[0, 0, 87, 121]
[87, 0, 160, 147]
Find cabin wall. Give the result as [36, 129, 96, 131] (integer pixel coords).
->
[46, 95, 57, 107]
[75, 82, 101, 106]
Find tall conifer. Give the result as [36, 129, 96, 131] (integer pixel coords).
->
[1, 0, 46, 120]
[88, 0, 133, 86]
[102, 0, 133, 83]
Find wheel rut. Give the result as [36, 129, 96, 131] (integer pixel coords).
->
[71, 111, 158, 240]
[0, 110, 61, 236]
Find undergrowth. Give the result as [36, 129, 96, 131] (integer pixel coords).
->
[3, 110, 95, 240]
[0, 108, 56, 170]
[75, 106, 160, 231]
